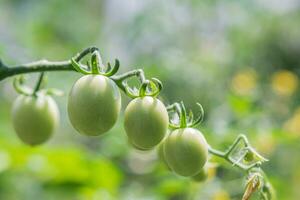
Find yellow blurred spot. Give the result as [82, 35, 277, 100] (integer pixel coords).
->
[284, 107, 300, 137]
[231, 69, 257, 96]
[271, 70, 298, 96]
[256, 134, 276, 156]
[213, 190, 231, 200]
[207, 163, 217, 180]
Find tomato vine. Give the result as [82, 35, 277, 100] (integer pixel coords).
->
[0, 47, 275, 200]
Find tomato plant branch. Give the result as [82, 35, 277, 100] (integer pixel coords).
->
[1, 47, 275, 199]
[208, 134, 266, 171]
[33, 72, 45, 95]
[111, 69, 146, 95]
[0, 47, 162, 100]
[0, 47, 98, 81]
[208, 146, 261, 171]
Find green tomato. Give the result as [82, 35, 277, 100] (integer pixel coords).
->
[164, 128, 208, 177]
[68, 75, 121, 136]
[192, 167, 208, 182]
[11, 94, 59, 146]
[124, 96, 169, 150]
[157, 139, 171, 169]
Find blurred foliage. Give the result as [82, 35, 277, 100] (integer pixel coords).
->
[0, 0, 300, 199]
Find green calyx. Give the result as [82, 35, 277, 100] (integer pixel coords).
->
[167, 101, 204, 129]
[71, 49, 119, 77]
[122, 77, 163, 98]
[70, 48, 163, 99]
[13, 73, 63, 97]
[139, 78, 163, 97]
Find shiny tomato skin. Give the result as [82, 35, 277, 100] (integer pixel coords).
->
[124, 96, 169, 150]
[68, 75, 121, 136]
[11, 94, 59, 146]
[164, 128, 208, 177]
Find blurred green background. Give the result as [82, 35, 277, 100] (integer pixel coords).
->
[0, 0, 300, 199]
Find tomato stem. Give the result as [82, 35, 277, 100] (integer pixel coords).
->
[13, 76, 33, 95]
[139, 80, 149, 97]
[33, 72, 45, 95]
[91, 52, 101, 74]
[112, 69, 162, 98]
[0, 47, 98, 81]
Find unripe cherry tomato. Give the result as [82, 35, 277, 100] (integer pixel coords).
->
[192, 167, 208, 182]
[163, 128, 208, 177]
[68, 75, 121, 136]
[124, 96, 169, 150]
[11, 94, 59, 146]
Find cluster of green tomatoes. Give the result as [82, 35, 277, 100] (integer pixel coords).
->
[11, 50, 209, 182]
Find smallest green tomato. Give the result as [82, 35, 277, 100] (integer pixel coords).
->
[124, 96, 169, 150]
[192, 166, 208, 182]
[11, 94, 59, 146]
